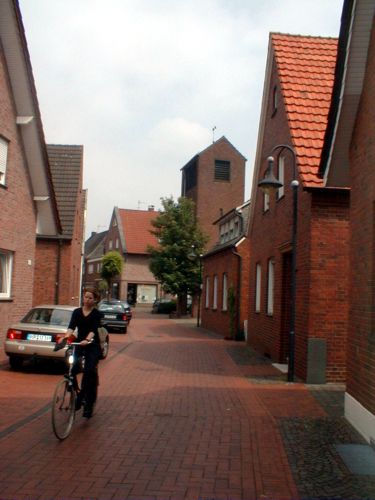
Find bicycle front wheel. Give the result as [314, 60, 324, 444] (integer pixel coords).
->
[51, 379, 76, 440]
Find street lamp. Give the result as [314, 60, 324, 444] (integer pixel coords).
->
[258, 144, 299, 382]
[197, 254, 203, 327]
[188, 246, 203, 327]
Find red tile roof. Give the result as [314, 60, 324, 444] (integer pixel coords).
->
[118, 209, 159, 254]
[272, 34, 338, 186]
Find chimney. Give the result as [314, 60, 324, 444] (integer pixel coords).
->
[148, 205, 155, 211]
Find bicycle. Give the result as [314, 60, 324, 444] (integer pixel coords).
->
[51, 340, 92, 440]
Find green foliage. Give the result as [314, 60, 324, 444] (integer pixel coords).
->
[153, 300, 177, 314]
[148, 196, 208, 297]
[98, 280, 108, 292]
[101, 251, 124, 284]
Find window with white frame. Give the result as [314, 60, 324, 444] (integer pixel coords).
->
[88, 263, 94, 274]
[255, 263, 261, 312]
[205, 276, 210, 308]
[0, 137, 9, 186]
[264, 191, 270, 212]
[277, 155, 285, 199]
[115, 238, 119, 249]
[213, 275, 218, 309]
[108, 240, 113, 250]
[222, 273, 228, 311]
[267, 259, 275, 315]
[0, 250, 13, 298]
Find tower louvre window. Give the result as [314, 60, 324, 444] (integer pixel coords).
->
[214, 160, 230, 181]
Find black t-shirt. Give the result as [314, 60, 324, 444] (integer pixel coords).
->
[68, 307, 101, 343]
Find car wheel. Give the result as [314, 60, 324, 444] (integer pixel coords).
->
[9, 355, 24, 370]
[122, 327, 127, 334]
[101, 335, 109, 359]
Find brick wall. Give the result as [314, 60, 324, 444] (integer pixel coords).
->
[347, 24, 375, 413]
[201, 240, 250, 338]
[201, 248, 237, 337]
[309, 190, 350, 382]
[33, 176, 85, 306]
[0, 47, 37, 341]
[33, 240, 59, 305]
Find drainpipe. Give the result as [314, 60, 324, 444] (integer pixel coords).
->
[231, 247, 242, 339]
[55, 238, 63, 304]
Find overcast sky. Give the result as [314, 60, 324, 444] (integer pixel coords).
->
[19, 0, 343, 237]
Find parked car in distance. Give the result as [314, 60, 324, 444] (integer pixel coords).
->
[152, 298, 177, 314]
[98, 301, 128, 333]
[3, 305, 109, 369]
[99, 299, 132, 323]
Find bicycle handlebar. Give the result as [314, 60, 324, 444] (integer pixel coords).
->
[68, 339, 94, 346]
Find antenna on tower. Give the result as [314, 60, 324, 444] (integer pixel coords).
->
[212, 126, 217, 143]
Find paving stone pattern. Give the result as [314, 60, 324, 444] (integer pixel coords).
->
[0, 312, 374, 500]
[279, 417, 375, 499]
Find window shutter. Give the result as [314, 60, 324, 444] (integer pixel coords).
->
[214, 160, 230, 181]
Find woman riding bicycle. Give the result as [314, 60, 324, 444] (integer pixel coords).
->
[57, 287, 102, 418]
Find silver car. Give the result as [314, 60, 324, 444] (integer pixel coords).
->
[4, 305, 109, 369]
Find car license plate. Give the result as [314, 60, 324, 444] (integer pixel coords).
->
[26, 333, 52, 342]
[104, 314, 116, 319]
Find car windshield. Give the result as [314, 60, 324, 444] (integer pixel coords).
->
[22, 308, 72, 326]
[99, 304, 124, 312]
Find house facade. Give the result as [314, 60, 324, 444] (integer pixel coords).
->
[318, 0, 375, 442]
[33, 145, 86, 306]
[248, 33, 350, 383]
[201, 201, 250, 338]
[0, 0, 61, 341]
[0, 0, 86, 352]
[82, 230, 108, 292]
[101, 207, 161, 305]
[181, 136, 246, 247]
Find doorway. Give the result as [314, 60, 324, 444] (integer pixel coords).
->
[127, 284, 137, 305]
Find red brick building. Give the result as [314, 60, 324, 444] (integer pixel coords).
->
[248, 33, 351, 383]
[82, 230, 108, 292]
[0, 1, 86, 353]
[33, 145, 86, 306]
[100, 207, 161, 304]
[319, 0, 375, 442]
[0, 0, 61, 339]
[201, 201, 250, 338]
[181, 136, 246, 247]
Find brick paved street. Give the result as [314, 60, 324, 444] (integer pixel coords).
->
[0, 309, 374, 500]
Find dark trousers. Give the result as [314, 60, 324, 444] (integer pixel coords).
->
[72, 343, 100, 409]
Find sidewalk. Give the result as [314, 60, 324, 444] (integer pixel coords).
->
[0, 310, 374, 500]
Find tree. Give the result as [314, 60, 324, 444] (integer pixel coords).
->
[148, 196, 208, 316]
[101, 251, 124, 298]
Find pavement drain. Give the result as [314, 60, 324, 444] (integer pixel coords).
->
[278, 416, 375, 499]
[246, 373, 287, 383]
[336, 444, 375, 475]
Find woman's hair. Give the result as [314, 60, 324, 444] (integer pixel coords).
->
[83, 287, 100, 302]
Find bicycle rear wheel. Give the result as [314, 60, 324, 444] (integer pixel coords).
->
[51, 378, 76, 440]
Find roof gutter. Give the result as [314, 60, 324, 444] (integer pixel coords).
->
[319, 0, 356, 180]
